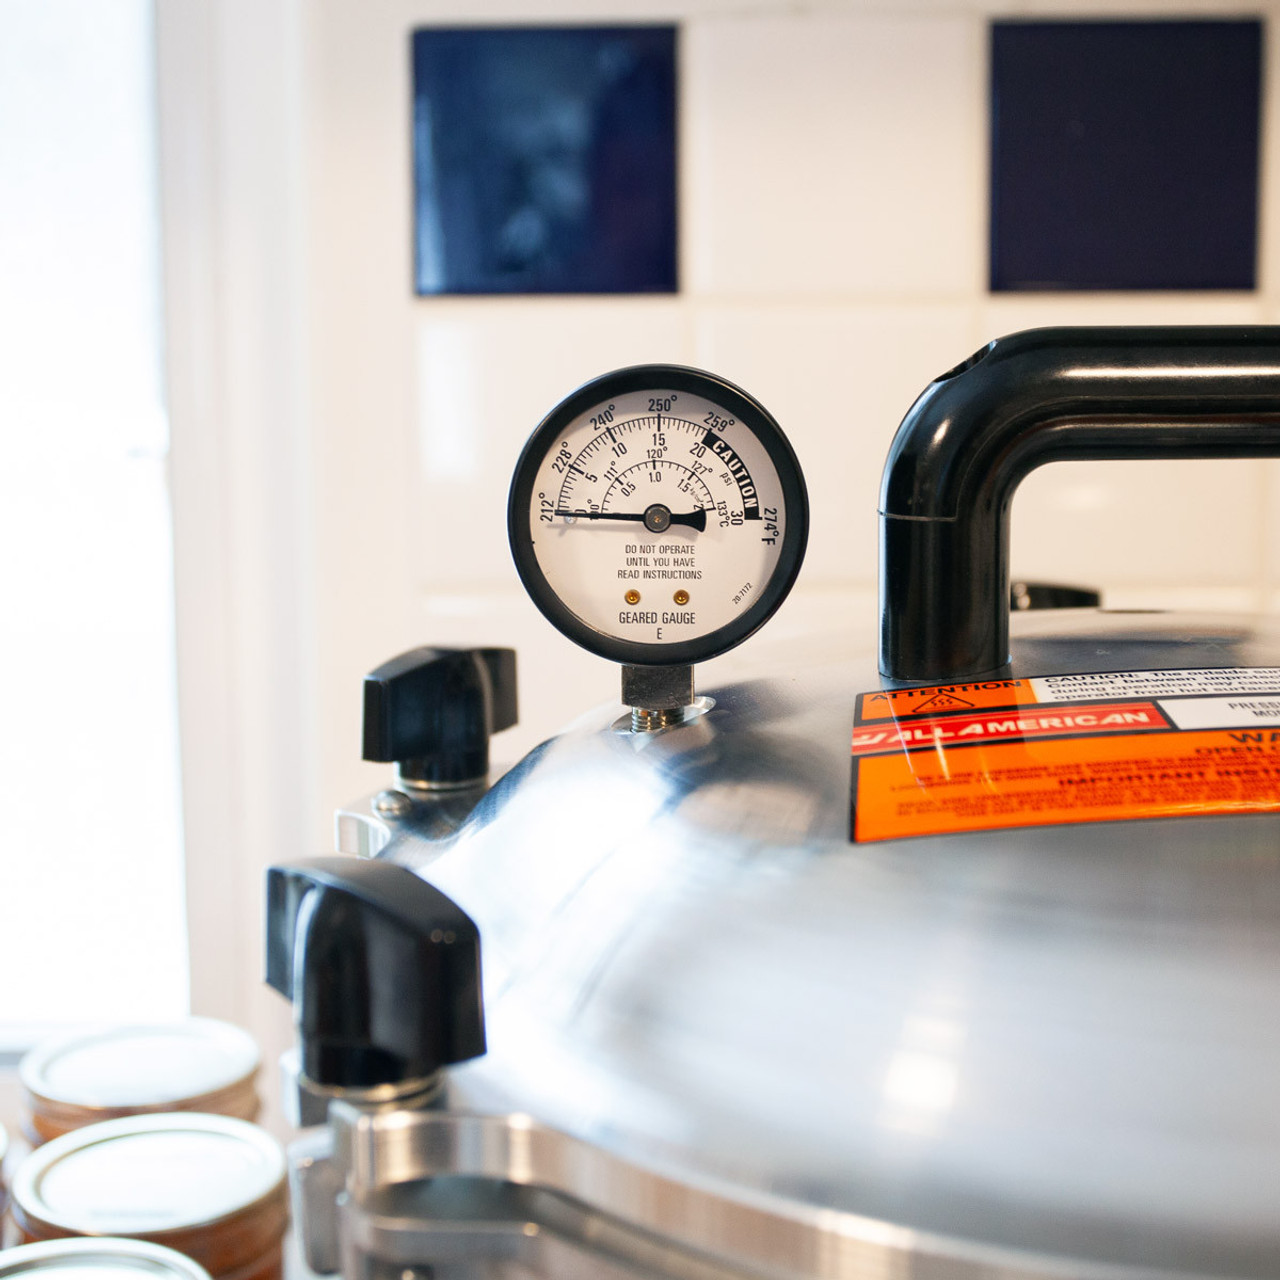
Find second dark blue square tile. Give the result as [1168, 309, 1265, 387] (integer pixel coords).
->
[990, 19, 1262, 292]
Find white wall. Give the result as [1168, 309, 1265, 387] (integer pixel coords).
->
[162, 0, 1280, 1132]
[158, 0, 314, 1133]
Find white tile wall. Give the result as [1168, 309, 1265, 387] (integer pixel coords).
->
[986, 295, 1273, 591]
[414, 301, 691, 591]
[980, 294, 1267, 331]
[692, 304, 978, 584]
[1266, 461, 1280, 592]
[685, 14, 984, 298]
[1012, 458, 1266, 588]
[309, 0, 1280, 765]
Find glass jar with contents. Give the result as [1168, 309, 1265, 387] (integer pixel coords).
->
[19, 1021, 259, 1145]
[0, 1239, 213, 1280]
[10, 1114, 288, 1280]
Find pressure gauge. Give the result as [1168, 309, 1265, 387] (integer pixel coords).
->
[508, 365, 808, 668]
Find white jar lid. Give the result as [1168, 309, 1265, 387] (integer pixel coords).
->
[20, 1020, 259, 1110]
[12, 1114, 286, 1236]
[0, 1239, 212, 1280]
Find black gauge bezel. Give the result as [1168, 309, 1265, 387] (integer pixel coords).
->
[508, 363, 809, 667]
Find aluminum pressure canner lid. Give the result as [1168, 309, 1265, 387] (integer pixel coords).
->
[0, 1240, 212, 1280]
[11, 1114, 288, 1280]
[425, 609, 1280, 1277]
[20, 1020, 260, 1143]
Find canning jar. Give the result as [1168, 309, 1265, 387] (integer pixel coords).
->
[19, 1021, 259, 1145]
[0, 1239, 213, 1280]
[10, 1114, 287, 1280]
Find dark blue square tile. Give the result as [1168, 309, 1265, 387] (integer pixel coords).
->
[990, 19, 1262, 291]
[412, 25, 678, 295]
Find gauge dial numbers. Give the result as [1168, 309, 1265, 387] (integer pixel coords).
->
[508, 365, 808, 665]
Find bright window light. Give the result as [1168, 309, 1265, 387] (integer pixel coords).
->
[0, 0, 188, 1038]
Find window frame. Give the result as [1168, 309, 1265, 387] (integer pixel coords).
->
[156, 0, 314, 1132]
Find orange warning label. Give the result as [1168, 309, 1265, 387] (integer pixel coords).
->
[851, 668, 1280, 842]
[854, 730, 1280, 842]
[858, 680, 1037, 722]
[850, 701, 1166, 756]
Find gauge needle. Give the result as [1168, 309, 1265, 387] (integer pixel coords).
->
[554, 504, 707, 533]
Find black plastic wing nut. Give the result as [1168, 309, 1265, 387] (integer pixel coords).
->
[362, 647, 517, 786]
[265, 856, 485, 1091]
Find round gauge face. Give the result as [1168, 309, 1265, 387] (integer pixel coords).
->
[508, 365, 808, 666]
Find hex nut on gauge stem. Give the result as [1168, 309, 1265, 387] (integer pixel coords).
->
[622, 664, 695, 732]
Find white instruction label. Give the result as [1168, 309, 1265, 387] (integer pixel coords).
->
[1031, 668, 1280, 702]
[1159, 695, 1280, 731]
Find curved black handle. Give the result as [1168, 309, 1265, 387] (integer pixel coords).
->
[879, 327, 1280, 682]
[266, 857, 485, 1091]
[364, 647, 517, 785]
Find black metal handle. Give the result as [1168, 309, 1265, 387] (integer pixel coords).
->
[363, 647, 517, 785]
[879, 327, 1280, 682]
[266, 857, 485, 1090]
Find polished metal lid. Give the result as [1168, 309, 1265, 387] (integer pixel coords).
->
[0, 1240, 211, 1280]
